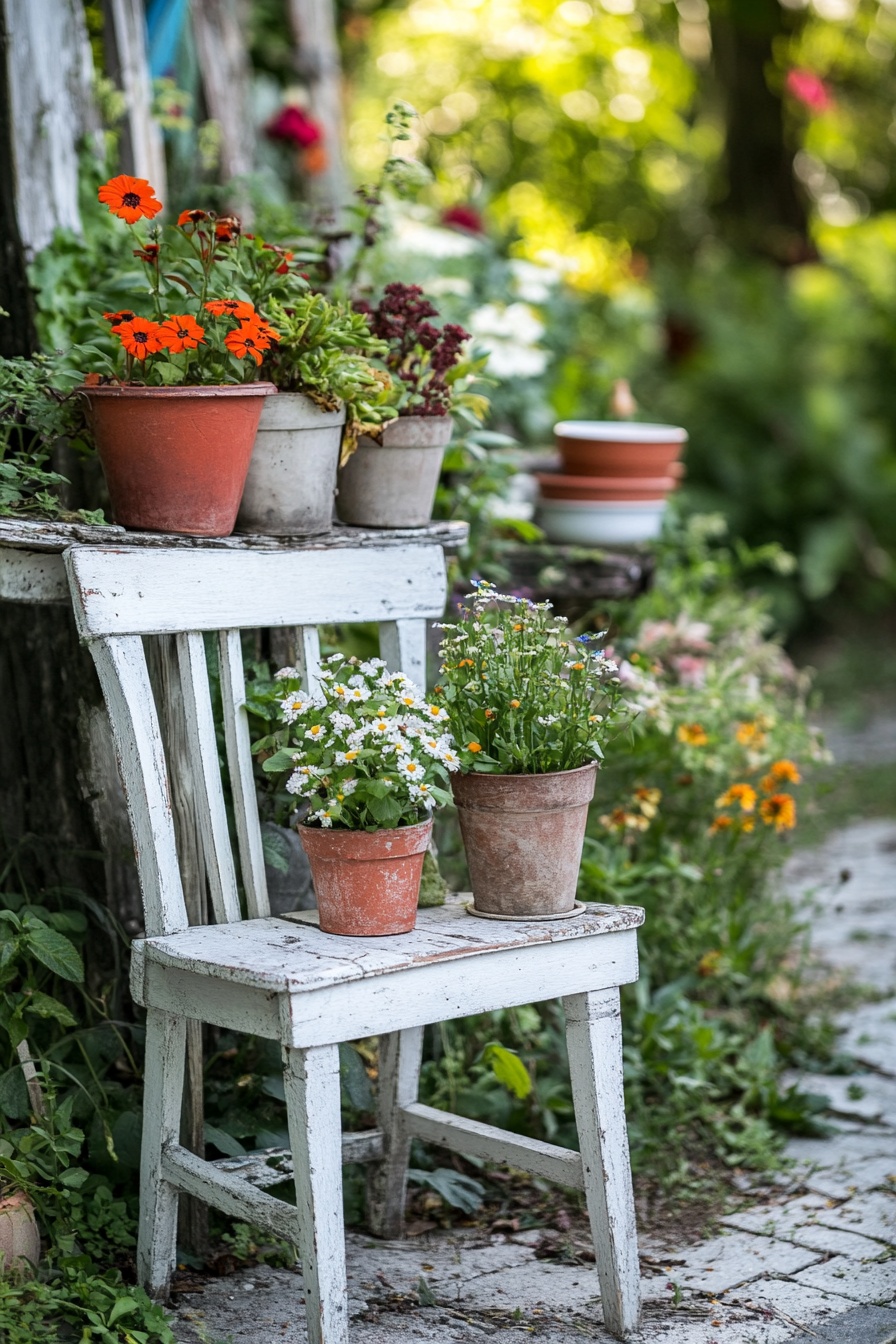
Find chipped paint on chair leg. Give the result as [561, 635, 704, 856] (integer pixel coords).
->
[563, 988, 641, 1340]
[367, 1026, 424, 1238]
[283, 1043, 348, 1344]
[138, 1007, 187, 1299]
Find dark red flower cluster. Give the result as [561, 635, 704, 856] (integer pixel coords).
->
[441, 204, 484, 234]
[265, 105, 323, 148]
[356, 283, 469, 416]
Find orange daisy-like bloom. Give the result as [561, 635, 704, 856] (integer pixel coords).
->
[716, 782, 757, 813]
[676, 723, 709, 747]
[115, 318, 164, 359]
[103, 309, 136, 328]
[224, 319, 272, 365]
[205, 298, 256, 320]
[214, 216, 241, 243]
[759, 793, 797, 832]
[177, 208, 211, 229]
[709, 815, 733, 834]
[761, 759, 801, 793]
[159, 315, 206, 354]
[634, 786, 661, 818]
[98, 175, 163, 224]
[736, 721, 766, 748]
[467, 742, 482, 753]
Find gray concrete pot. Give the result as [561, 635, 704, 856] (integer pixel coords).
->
[236, 392, 345, 536]
[452, 762, 597, 917]
[335, 414, 453, 528]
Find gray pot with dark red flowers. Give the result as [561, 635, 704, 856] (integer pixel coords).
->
[336, 282, 486, 529]
[336, 413, 454, 528]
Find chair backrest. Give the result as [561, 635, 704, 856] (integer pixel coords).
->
[64, 543, 448, 938]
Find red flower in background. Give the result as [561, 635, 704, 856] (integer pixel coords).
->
[265, 105, 323, 148]
[786, 69, 833, 113]
[441, 204, 485, 234]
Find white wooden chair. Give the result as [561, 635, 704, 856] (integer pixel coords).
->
[64, 540, 644, 1342]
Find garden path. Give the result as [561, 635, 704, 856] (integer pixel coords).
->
[171, 818, 896, 1344]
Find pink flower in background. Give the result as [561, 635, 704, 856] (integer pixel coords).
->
[441, 204, 485, 234]
[265, 105, 323, 148]
[786, 69, 833, 114]
[670, 655, 708, 689]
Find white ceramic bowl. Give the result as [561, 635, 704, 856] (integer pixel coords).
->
[553, 420, 687, 443]
[535, 497, 667, 545]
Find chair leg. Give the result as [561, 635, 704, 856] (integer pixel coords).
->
[563, 989, 641, 1340]
[366, 1027, 424, 1238]
[138, 1007, 187, 1300]
[283, 1043, 348, 1344]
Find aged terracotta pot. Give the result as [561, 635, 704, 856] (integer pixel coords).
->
[554, 421, 687, 479]
[452, 763, 597, 917]
[298, 817, 432, 936]
[0, 1190, 40, 1275]
[536, 471, 677, 503]
[81, 383, 275, 536]
[336, 414, 454, 528]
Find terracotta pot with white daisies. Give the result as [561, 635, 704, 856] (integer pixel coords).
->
[436, 581, 626, 920]
[253, 655, 459, 936]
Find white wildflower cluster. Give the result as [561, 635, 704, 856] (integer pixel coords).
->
[259, 656, 457, 831]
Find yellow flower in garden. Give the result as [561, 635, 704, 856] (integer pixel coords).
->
[759, 793, 797, 832]
[741, 816, 756, 833]
[467, 741, 482, 753]
[736, 721, 766, 747]
[509, 699, 521, 708]
[634, 787, 662, 818]
[761, 759, 801, 792]
[600, 807, 649, 833]
[698, 949, 723, 976]
[716, 783, 757, 813]
[677, 723, 709, 746]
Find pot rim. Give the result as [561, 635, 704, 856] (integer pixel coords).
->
[298, 815, 434, 835]
[78, 382, 277, 398]
[537, 498, 667, 513]
[554, 420, 687, 443]
[536, 471, 676, 491]
[455, 759, 598, 783]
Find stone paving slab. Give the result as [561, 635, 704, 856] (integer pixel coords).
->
[792, 1254, 896, 1304]
[838, 997, 896, 1073]
[650, 1231, 822, 1294]
[782, 1302, 896, 1342]
[784, 1071, 896, 1125]
[806, 1188, 896, 1244]
[793, 1151, 896, 1201]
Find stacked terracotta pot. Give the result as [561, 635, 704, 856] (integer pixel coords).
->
[535, 421, 688, 545]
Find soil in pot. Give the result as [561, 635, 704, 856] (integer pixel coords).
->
[554, 421, 687, 479]
[81, 383, 274, 536]
[336, 414, 454, 528]
[536, 471, 677, 502]
[298, 817, 432, 936]
[452, 763, 597, 917]
[236, 393, 345, 536]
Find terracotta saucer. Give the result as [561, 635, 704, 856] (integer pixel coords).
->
[536, 471, 678, 502]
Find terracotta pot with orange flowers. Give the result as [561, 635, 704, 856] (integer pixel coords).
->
[75, 175, 309, 536]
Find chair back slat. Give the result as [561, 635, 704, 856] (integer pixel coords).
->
[89, 636, 188, 936]
[218, 629, 270, 921]
[379, 618, 427, 688]
[175, 632, 242, 925]
[296, 626, 323, 695]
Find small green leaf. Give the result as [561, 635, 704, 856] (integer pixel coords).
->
[482, 1043, 532, 1099]
[24, 921, 84, 982]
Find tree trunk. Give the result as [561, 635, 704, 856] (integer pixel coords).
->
[709, 0, 812, 263]
[191, 0, 256, 217]
[288, 0, 349, 217]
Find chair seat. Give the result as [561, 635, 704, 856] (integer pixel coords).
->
[133, 892, 644, 992]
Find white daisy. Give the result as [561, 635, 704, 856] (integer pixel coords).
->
[329, 711, 354, 731]
[274, 665, 301, 681]
[334, 749, 361, 765]
[537, 714, 559, 726]
[340, 778, 358, 795]
[439, 747, 461, 771]
[346, 684, 371, 702]
[312, 808, 334, 828]
[280, 693, 311, 723]
[397, 757, 425, 780]
[304, 723, 327, 742]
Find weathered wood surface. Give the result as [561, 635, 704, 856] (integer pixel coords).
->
[137, 1007, 186, 1297]
[564, 989, 642, 1336]
[0, 550, 68, 603]
[212, 1130, 384, 1190]
[66, 543, 449, 636]
[191, 0, 256, 211]
[103, 0, 167, 194]
[288, 0, 348, 213]
[366, 1026, 424, 1237]
[0, 517, 468, 553]
[404, 1102, 585, 1191]
[4, 0, 97, 256]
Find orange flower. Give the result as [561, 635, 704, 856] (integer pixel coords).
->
[302, 142, 328, 176]
[262, 242, 294, 274]
[759, 793, 797, 832]
[159, 315, 206, 353]
[224, 319, 271, 365]
[115, 318, 164, 359]
[709, 815, 733, 834]
[98, 175, 163, 224]
[634, 786, 661, 818]
[133, 242, 160, 266]
[677, 723, 709, 747]
[761, 759, 801, 793]
[467, 742, 482, 753]
[741, 816, 756, 833]
[214, 215, 241, 243]
[736, 721, 766, 748]
[509, 699, 520, 709]
[716, 783, 757, 813]
[103, 310, 136, 328]
[205, 298, 256, 320]
[178, 208, 211, 229]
